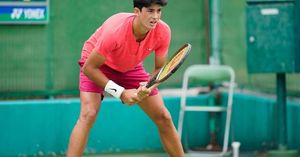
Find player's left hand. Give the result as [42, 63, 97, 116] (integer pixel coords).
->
[137, 82, 151, 100]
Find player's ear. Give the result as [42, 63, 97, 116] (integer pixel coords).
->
[133, 7, 140, 15]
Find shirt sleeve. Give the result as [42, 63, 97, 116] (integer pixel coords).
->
[155, 24, 171, 57]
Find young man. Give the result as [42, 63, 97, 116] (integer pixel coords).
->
[67, 0, 185, 156]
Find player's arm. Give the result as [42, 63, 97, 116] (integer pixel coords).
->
[83, 49, 140, 105]
[152, 54, 167, 76]
[82, 49, 108, 88]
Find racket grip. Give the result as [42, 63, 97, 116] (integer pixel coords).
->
[146, 73, 158, 89]
[145, 81, 157, 89]
[145, 83, 152, 89]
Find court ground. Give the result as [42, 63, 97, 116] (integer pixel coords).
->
[81, 152, 267, 157]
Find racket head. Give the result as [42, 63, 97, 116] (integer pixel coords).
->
[146, 43, 192, 88]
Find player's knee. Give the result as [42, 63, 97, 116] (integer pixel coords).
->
[155, 111, 173, 128]
[79, 108, 98, 126]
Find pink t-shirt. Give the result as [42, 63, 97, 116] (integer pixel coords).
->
[80, 13, 171, 72]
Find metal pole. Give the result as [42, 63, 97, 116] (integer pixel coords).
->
[268, 73, 297, 157]
[276, 73, 287, 149]
[210, 0, 221, 65]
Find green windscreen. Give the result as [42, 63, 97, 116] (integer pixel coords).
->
[0, 0, 205, 98]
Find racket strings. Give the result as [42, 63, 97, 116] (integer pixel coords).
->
[158, 46, 189, 80]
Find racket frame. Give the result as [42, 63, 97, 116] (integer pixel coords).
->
[146, 43, 192, 88]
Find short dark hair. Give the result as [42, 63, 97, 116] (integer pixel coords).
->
[133, 0, 168, 10]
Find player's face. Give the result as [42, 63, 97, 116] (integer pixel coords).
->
[137, 4, 162, 30]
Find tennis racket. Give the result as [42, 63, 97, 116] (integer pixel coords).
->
[146, 43, 192, 89]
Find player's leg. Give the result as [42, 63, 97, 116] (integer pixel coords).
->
[138, 94, 185, 157]
[67, 91, 102, 157]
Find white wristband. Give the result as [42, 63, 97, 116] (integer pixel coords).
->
[104, 80, 124, 99]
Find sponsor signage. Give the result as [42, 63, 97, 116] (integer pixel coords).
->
[0, 0, 49, 24]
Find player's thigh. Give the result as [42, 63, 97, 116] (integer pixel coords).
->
[80, 91, 102, 115]
[138, 94, 171, 122]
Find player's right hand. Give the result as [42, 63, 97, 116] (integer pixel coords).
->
[120, 89, 141, 105]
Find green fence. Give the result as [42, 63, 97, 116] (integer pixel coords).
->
[0, 0, 299, 98]
[0, 0, 204, 98]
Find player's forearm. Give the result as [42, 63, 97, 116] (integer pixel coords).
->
[82, 64, 109, 88]
[153, 54, 167, 76]
[83, 63, 126, 99]
[151, 68, 161, 77]
[82, 50, 109, 88]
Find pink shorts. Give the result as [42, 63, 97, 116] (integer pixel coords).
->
[78, 62, 158, 96]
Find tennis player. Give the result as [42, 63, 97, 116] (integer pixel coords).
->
[67, 0, 185, 156]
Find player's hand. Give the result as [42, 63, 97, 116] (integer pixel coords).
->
[137, 82, 151, 100]
[120, 89, 141, 105]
